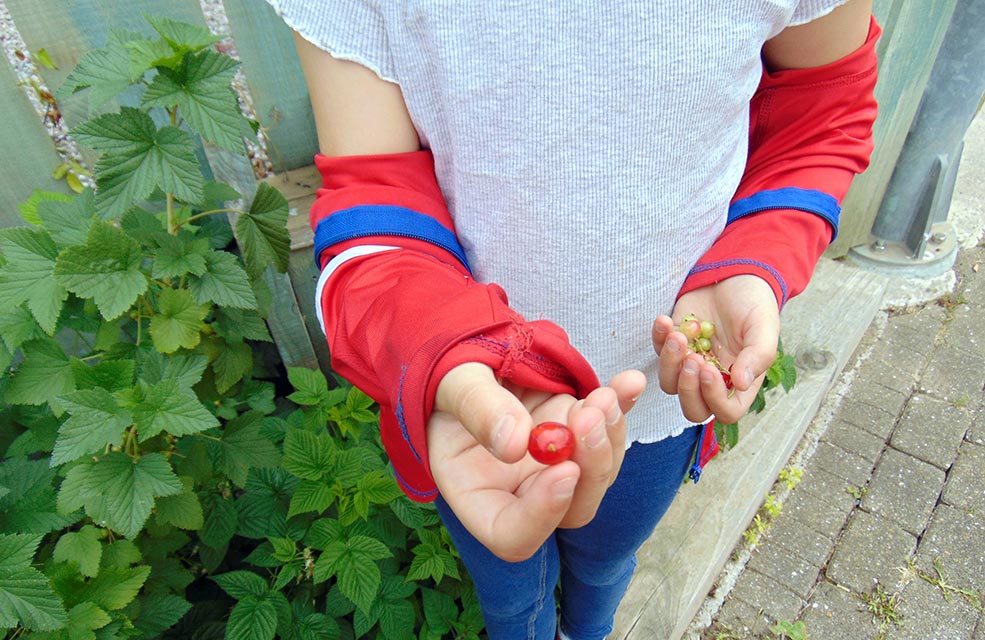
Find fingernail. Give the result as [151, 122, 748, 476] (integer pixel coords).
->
[683, 359, 699, 374]
[742, 368, 754, 388]
[552, 476, 577, 500]
[605, 403, 620, 426]
[668, 338, 682, 353]
[493, 414, 516, 448]
[584, 417, 607, 448]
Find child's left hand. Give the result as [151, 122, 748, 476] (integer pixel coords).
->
[651, 274, 780, 425]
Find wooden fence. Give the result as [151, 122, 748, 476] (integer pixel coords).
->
[0, 0, 963, 370]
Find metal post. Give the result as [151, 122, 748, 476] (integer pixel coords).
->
[849, 0, 985, 277]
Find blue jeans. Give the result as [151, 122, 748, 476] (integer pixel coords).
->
[435, 426, 699, 640]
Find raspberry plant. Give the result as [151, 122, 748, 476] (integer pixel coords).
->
[0, 16, 479, 640]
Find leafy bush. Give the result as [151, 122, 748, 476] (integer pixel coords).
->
[0, 17, 478, 640]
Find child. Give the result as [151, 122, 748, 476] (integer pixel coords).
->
[269, 1, 879, 637]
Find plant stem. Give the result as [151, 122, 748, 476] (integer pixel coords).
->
[167, 192, 176, 235]
[175, 207, 243, 231]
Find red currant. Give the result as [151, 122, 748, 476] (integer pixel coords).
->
[721, 367, 733, 390]
[528, 421, 575, 465]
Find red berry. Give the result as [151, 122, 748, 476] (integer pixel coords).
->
[722, 364, 734, 390]
[528, 421, 575, 465]
[680, 319, 701, 341]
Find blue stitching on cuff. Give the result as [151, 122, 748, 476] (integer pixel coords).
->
[313, 205, 472, 273]
[395, 366, 423, 464]
[728, 188, 841, 240]
[688, 258, 789, 306]
[391, 465, 438, 499]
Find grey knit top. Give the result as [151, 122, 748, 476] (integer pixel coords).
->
[272, 0, 849, 444]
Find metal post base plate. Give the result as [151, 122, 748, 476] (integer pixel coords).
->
[846, 222, 958, 278]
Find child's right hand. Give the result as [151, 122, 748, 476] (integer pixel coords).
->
[427, 363, 645, 562]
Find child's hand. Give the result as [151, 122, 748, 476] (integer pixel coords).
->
[651, 275, 780, 425]
[427, 364, 645, 562]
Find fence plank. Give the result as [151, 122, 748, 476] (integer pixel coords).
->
[831, 0, 958, 256]
[223, 0, 317, 172]
[0, 56, 72, 227]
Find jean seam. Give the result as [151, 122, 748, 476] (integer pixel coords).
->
[529, 544, 549, 639]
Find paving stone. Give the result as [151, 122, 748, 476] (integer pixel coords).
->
[941, 302, 985, 359]
[729, 568, 807, 625]
[799, 465, 866, 513]
[891, 393, 974, 470]
[708, 596, 772, 639]
[811, 440, 875, 487]
[968, 404, 985, 446]
[822, 418, 888, 463]
[761, 514, 836, 568]
[888, 575, 980, 640]
[836, 396, 902, 440]
[827, 510, 917, 594]
[800, 581, 880, 639]
[917, 504, 985, 593]
[783, 482, 856, 540]
[854, 351, 921, 396]
[747, 542, 823, 598]
[943, 442, 985, 514]
[919, 343, 985, 407]
[846, 378, 911, 424]
[862, 448, 946, 536]
[884, 306, 949, 352]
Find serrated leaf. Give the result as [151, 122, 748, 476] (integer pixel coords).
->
[219, 412, 281, 487]
[53, 220, 148, 320]
[0, 226, 67, 334]
[142, 49, 248, 151]
[286, 366, 329, 406]
[236, 183, 290, 277]
[225, 594, 277, 640]
[5, 338, 75, 406]
[154, 485, 204, 530]
[312, 536, 390, 613]
[51, 388, 132, 466]
[52, 525, 103, 578]
[356, 470, 404, 505]
[421, 588, 457, 635]
[67, 601, 112, 636]
[0, 306, 45, 353]
[282, 429, 335, 481]
[79, 564, 150, 611]
[287, 479, 335, 519]
[199, 494, 237, 549]
[213, 307, 272, 343]
[378, 597, 416, 640]
[124, 37, 182, 78]
[407, 541, 458, 584]
[80, 452, 183, 538]
[59, 31, 139, 107]
[132, 377, 218, 440]
[71, 359, 136, 392]
[211, 338, 253, 394]
[151, 233, 209, 279]
[148, 287, 208, 353]
[211, 570, 268, 600]
[131, 592, 190, 638]
[0, 533, 68, 631]
[38, 189, 96, 248]
[304, 519, 343, 552]
[0, 457, 76, 534]
[296, 612, 341, 640]
[18, 189, 74, 226]
[778, 354, 797, 393]
[188, 250, 256, 309]
[146, 16, 221, 55]
[135, 349, 207, 388]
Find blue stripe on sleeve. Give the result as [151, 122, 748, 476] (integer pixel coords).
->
[727, 188, 841, 240]
[313, 205, 472, 273]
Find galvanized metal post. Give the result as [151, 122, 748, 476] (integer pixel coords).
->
[849, 0, 985, 277]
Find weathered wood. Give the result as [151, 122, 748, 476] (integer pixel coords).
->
[223, 0, 317, 172]
[0, 56, 72, 227]
[612, 259, 888, 640]
[830, 0, 959, 257]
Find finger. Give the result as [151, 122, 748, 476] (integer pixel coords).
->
[651, 315, 676, 354]
[558, 401, 612, 528]
[607, 369, 647, 416]
[434, 362, 532, 462]
[729, 323, 780, 393]
[676, 353, 713, 423]
[656, 329, 690, 395]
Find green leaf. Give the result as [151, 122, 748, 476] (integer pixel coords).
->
[67, 601, 112, 637]
[72, 359, 136, 392]
[199, 494, 238, 549]
[312, 536, 390, 614]
[79, 564, 150, 611]
[282, 429, 335, 481]
[295, 612, 341, 640]
[0, 457, 76, 534]
[73, 108, 205, 217]
[219, 412, 281, 487]
[212, 570, 269, 600]
[286, 367, 329, 406]
[154, 483, 204, 530]
[53, 220, 148, 320]
[188, 250, 257, 309]
[131, 592, 190, 638]
[377, 597, 416, 640]
[421, 588, 457, 636]
[124, 37, 182, 77]
[0, 533, 68, 631]
[142, 49, 248, 151]
[79, 452, 183, 538]
[211, 338, 253, 394]
[136, 349, 207, 388]
[287, 480, 335, 519]
[52, 525, 103, 578]
[148, 287, 208, 353]
[37, 189, 96, 249]
[0, 226, 67, 334]
[213, 307, 272, 343]
[60, 30, 140, 107]
[151, 233, 209, 279]
[406, 540, 458, 584]
[132, 377, 219, 440]
[778, 353, 797, 393]
[304, 519, 343, 552]
[356, 470, 404, 505]
[0, 306, 45, 353]
[146, 16, 221, 55]
[18, 189, 73, 226]
[225, 594, 277, 640]
[51, 388, 132, 466]
[236, 183, 290, 277]
[5, 338, 75, 406]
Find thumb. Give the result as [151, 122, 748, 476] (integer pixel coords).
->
[434, 362, 533, 462]
[729, 317, 780, 392]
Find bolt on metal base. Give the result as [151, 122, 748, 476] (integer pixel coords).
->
[846, 222, 958, 278]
